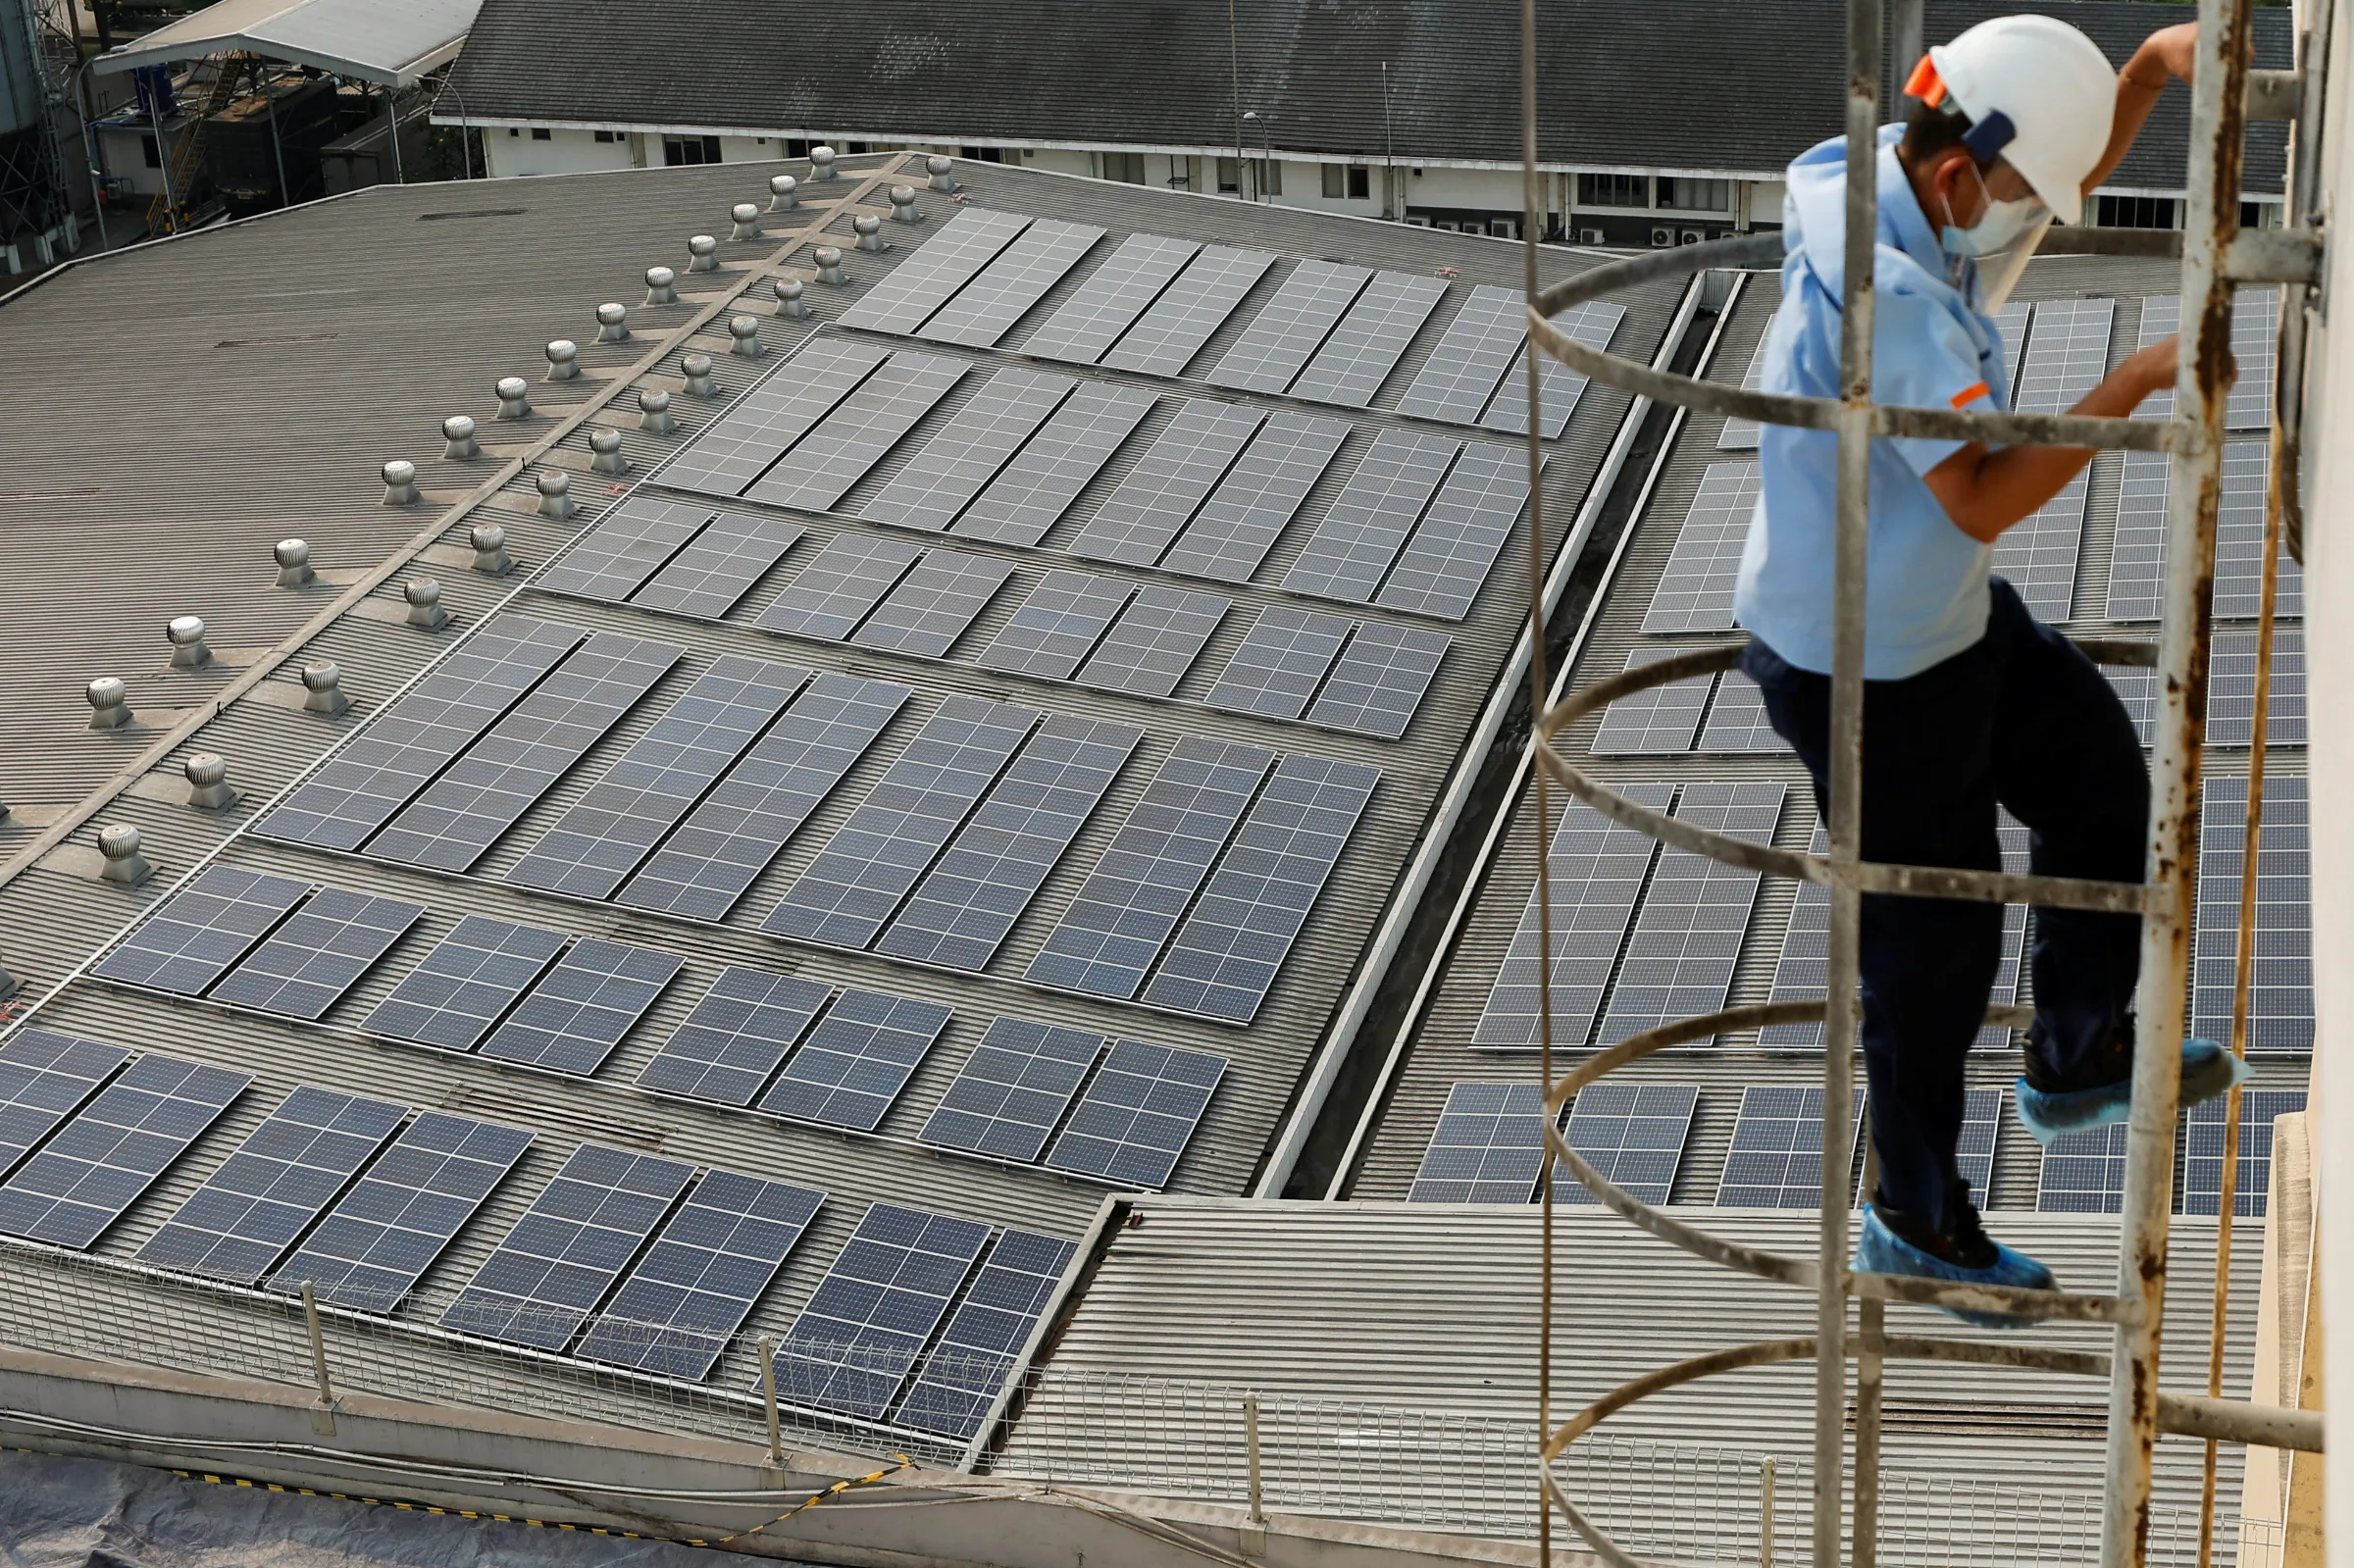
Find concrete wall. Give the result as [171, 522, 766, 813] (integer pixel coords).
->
[482, 126, 638, 177]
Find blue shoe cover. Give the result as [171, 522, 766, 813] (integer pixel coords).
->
[1854, 1206, 2057, 1330]
[2014, 1037, 2254, 1147]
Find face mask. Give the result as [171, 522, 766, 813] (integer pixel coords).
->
[1940, 158, 2046, 259]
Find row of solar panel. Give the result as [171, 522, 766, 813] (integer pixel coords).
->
[542, 497, 1452, 738]
[88, 869, 1230, 1184]
[1408, 1078, 2301, 1217]
[1474, 779, 2313, 1057]
[0, 1031, 1069, 1437]
[832, 207, 1626, 435]
[654, 334, 1542, 623]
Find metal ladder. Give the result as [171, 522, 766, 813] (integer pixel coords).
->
[1506, 0, 2329, 1561]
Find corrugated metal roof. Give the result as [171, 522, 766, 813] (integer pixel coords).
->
[90, 0, 480, 84]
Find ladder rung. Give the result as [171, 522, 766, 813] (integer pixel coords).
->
[1849, 1269, 2138, 1327]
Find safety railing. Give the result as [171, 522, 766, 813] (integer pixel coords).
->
[1507, 0, 2325, 1561]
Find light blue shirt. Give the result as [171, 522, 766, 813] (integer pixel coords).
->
[1732, 126, 2014, 680]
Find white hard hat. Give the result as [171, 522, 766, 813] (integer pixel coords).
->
[1917, 15, 2117, 225]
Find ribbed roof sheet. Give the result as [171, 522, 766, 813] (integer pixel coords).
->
[93, 0, 480, 85]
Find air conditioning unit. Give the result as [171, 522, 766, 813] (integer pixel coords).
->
[1682, 228, 1706, 245]
[1436, 220, 1460, 232]
[1404, 215, 1432, 228]
[1651, 226, 1676, 247]
[1578, 228, 1606, 244]
[1489, 219, 1517, 239]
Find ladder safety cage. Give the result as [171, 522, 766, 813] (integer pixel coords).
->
[1509, 0, 2328, 1562]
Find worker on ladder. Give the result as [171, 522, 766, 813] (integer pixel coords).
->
[1732, 14, 2249, 1319]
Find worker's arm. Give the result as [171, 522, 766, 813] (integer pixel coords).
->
[1920, 337, 2180, 544]
[2084, 24, 2200, 194]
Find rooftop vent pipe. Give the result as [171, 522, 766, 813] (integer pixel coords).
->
[184, 751, 236, 811]
[729, 316, 764, 358]
[167, 616, 212, 669]
[544, 339, 580, 380]
[382, 460, 420, 505]
[97, 823, 150, 886]
[638, 387, 677, 434]
[441, 416, 481, 460]
[645, 266, 679, 305]
[301, 660, 350, 715]
[681, 353, 718, 398]
[405, 578, 449, 632]
[537, 471, 577, 521]
[730, 203, 762, 241]
[86, 678, 129, 730]
[813, 246, 846, 285]
[686, 234, 719, 273]
[274, 538, 315, 588]
[596, 302, 630, 342]
[809, 145, 837, 180]
[853, 215, 888, 253]
[589, 428, 629, 474]
[471, 523, 513, 576]
[889, 185, 921, 223]
[495, 378, 533, 420]
[773, 278, 808, 319]
[926, 155, 955, 192]
[769, 175, 800, 212]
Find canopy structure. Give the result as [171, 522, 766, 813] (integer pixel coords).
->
[90, 0, 481, 86]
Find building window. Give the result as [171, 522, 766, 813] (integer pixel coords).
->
[140, 132, 160, 168]
[1101, 151, 1146, 183]
[1577, 172, 1649, 209]
[1322, 163, 1346, 198]
[531, 126, 551, 141]
[1217, 157, 1241, 193]
[1349, 166, 1370, 199]
[960, 145, 1004, 163]
[785, 138, 813, 158]
[664, 134, 723, 166]
[2095, 193, 2177, 228]
[593, 129, 619, 143]
[1659, 177, 1729, 212]
[506, 126, 520, 137]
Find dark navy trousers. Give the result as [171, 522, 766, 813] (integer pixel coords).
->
[1742, 578, 2149, 1227]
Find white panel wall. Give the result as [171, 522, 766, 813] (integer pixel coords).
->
[483, 127, 635, 177]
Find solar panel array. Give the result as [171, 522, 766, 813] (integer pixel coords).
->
[660, 338, 892, 497]
[1715, 335, 1768, 450]
[743, 352, 972, 513]
[1596, 784, 1783, 1048]
[2133, 291, 2277, 431]
[2038, 1123, 2128, 1214]
[0, 1031, 130, 1176]
[91, 867, 310, 995]
[206, 889, 426, 1021]
[772, 1202, 993, 1419]
[1952, 1087, 2005, 1203]
[1716, 1086, 1863, 1209]
[1641, 463, 1758, 634]
[2207, 628, 2305, 747]
[1591, 648, 1710, 755]
[2105, 444, 2301, 623]
[1408, 1082, 1549, 1203]
[1986, 299, 2116, 622]
[634, 964, 832, 1106]
[1557, 1083, 1699, 1207]
[364, 915, 568, 1051]
[920, 1018, 1106, 1162]
[2194, 775, 2311, 1054]
[896, 1228, 1077, 1439]
[836, 207, 1035, 334]
[1396, 286, 1626, 437]
[1074, 586, 1232, 697]
[0, 1055, 250, 1248]
[1043, 1038, 1227, 1188]
[540, 502, 809, 621]
[2181, 1088, 2305, 1218]
[758, 988, 954, 1131]
[1286, 272, 1452, 407]
[478, 938, 684, 1076]
[1282, 431, 1538, 619]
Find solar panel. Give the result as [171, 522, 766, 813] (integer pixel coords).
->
[753, 532, 925, 640]
[1159, 411, 1353, 582]
[2207, 628, 2305, 747]
[136, 1087, 406, 1285]
[0, 1055, 250, 1248]
[504, 655, 809, 900]
[2194, 774, 2310, 1054]
[896, 1228, 1078, 1439]
[744, 351, 971, 513]
[265, 1112, 534, 1311]
[759, 988, 953, 1131]
[877, 715, 1143, 971]
[2103, 449, 2173, 622]
[2103, 661, 2159, 748]
[1695, 667, 1789, 753]
[1558, 1082, 1698, 1207]
[951, 383, 1158, 547]
[1472, 785, 1671, 1050]
[258, 617, 588, 851]
[856, 370, 1076, 533]
[1596, 783, 1783, 1048]
[577, 1169, 826, 1379]
[1716, 1086, 1863, 1208]
[771, 1203, 991, 1419]
[1641, 463, 1759, 633]
[917, 218, 1107, 347]
[2181, 1088, 2305, 1218]
[1205, 259, 1372, 394]
[662, 338, 893, 498]
[91, 866, 309, 995]
[835, 206, 1031, 334]
[975, 570, 1132, 681]
[618, 672, 911, 921]
[208, 888, 427, 1021]
[1205, 607, 1353, 720]
[2038, 1123, 2128, 1213]
[848, 549, 1015, 657]
[764, 695, 1038, 948]
[536, 496, 712, 602]
[919, 1018, 1105, 1161]
[1715, 335, 1768, 450]
[1067, 400, 1266, 567]
[635, 965, 832, 1106]
[363, 915, 570, 1052]
[628, 512, 808, 620]
[1591, 647, 1709, 755]
[1020, 233, 1202, 364]
[1396, 285, 1526, 425]
[367, 633, 684, 873]
[1306, 622, 1450, 740]
[1280, 430, 1460, 604]
[440, 1143, 695, 1351]
[1952, 1087, 2005, 1202]
[0, 1031, 132, 1180]
[1077, 586, 1232, 697]
[1407, 1082, 1549, 1203]
[1025, 736, 1276, 997]
[1045, 1038, 1226, 1188]
[479, 938, 685, 1077]
[1287, 271, 1450, 408]
[1482, 302, 1625, 439]
[1993, 301, 2032, 403]
[2014, 298, 2115, 415]
[2136, 292, 2278, 431]
[2214, 443, 2301, 619]
[1143, 754, 1380, 1022]
[1988, 469, 2086, 622]
[1376, 441, 1538, 620]
[1100, 245, 1277, 377]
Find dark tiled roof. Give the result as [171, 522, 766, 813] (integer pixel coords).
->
[439, 0, 2287, 190]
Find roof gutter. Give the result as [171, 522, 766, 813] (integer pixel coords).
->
[1252, 267, 1714, 1201]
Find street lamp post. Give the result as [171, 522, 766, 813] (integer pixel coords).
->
[1242, 110, 1273, 204]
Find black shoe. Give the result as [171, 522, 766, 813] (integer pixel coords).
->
[2021, 1012, 2134, 1095]
[1869, 1196, 2000, 1270]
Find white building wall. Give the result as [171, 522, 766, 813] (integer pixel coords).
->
[483, 126, 635, 177]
